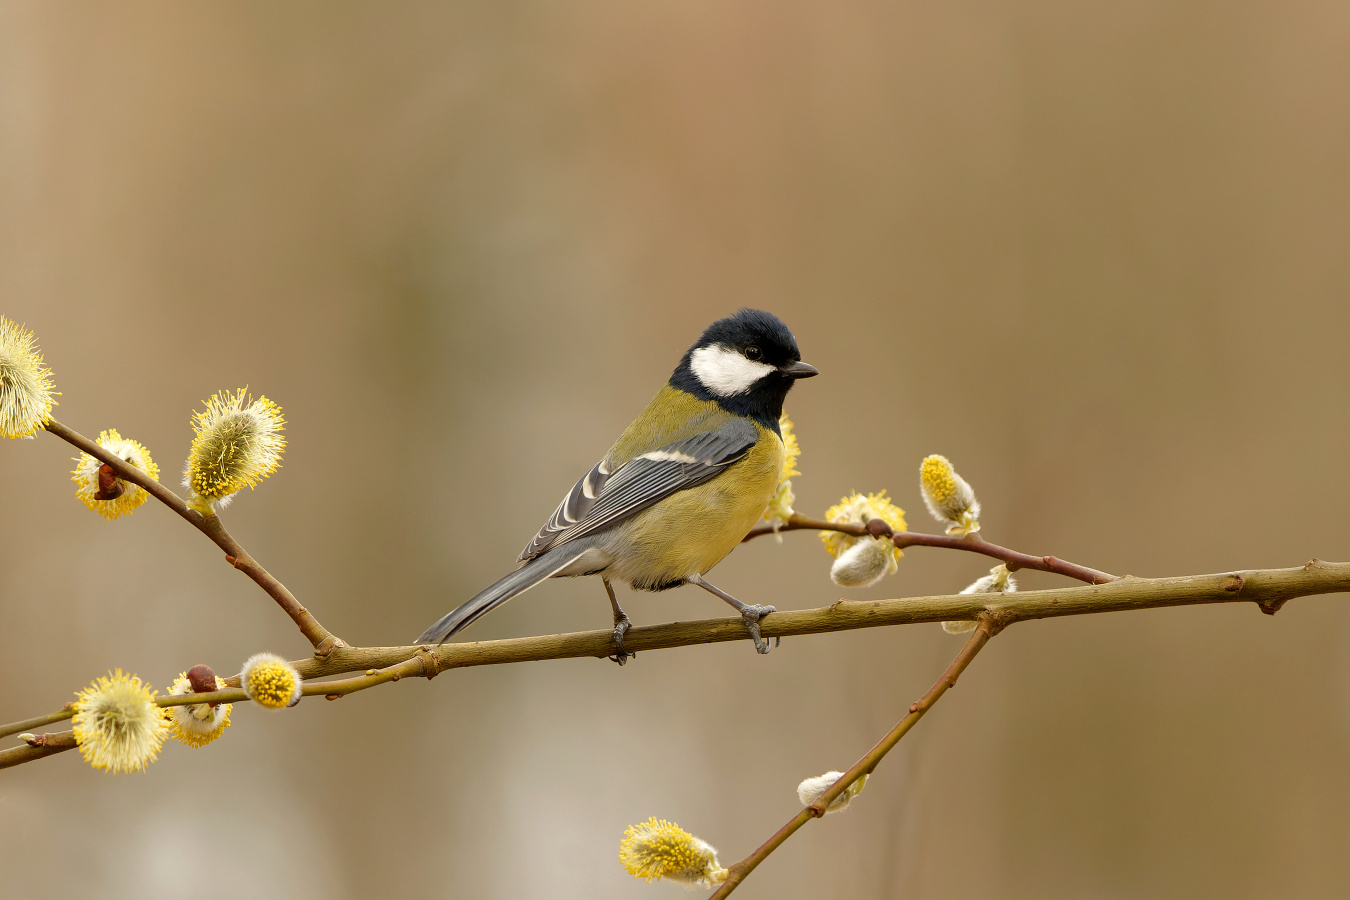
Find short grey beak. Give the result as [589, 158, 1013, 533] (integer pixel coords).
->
[782, 360, 819, 379]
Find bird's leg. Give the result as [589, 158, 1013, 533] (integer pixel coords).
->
[603, 577, 634, 665]
[686, 573, 776, 654]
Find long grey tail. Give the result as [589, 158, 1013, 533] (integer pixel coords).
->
[414, 545, 590, 645]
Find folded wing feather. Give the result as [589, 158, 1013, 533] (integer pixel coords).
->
[517, 419, 758, 562]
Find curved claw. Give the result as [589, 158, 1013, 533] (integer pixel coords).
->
[740, 604, 776, 654]
[609, 617, 633, 666]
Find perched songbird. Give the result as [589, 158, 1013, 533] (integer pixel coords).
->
[414, 309, 818, 658]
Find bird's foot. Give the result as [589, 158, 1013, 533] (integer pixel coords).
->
[609, 615, 634, 666]
[740, 604, 777, 654]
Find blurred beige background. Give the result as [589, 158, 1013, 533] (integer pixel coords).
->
[2, 1, 1349, 897]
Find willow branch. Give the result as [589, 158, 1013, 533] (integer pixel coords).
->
[0, 731, 77, 770]
[711, 616, 998, 898]
[5, 561, 1347, 760]
[43, 419, 344, 654]
[289, 559, 1344, 681]
[745, 514, 1116, 584]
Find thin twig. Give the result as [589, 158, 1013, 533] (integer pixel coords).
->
[0, 705, 76, 739]
[5, 559, 1345, 749]
[44, 419, 345, 654]
[710, 615, 998, 897]
[745, 514, 1116, 584]
[0, 656, 438, 768]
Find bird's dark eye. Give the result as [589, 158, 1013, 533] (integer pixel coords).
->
[744, 345, 762, 361]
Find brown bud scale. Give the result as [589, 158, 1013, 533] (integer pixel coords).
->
[94, 464, 125, 501]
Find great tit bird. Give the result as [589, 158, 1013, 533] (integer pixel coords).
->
[414, 309, 818, 658]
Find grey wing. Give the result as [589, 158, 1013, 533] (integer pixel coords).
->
[517, 458, 612, 562]
[518, 419, 759, 563]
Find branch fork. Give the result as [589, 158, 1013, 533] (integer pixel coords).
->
[45, 419, 346, 654]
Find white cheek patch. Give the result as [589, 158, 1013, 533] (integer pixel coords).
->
[689, 345, 776, 397]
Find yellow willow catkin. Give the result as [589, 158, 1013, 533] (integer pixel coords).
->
[619, 818, 728, 886]
[920, 454, 981, 536]
[184, 388, 285, 506]
[0, 316, 57, 439]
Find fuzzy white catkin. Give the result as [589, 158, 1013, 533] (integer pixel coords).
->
[830, 537, 896, 588]
[920, 454, 982, 536]
[797, 771, 867, 814]
[944, 565, 1017, 633]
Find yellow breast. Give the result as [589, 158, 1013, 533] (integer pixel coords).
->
[607, 421, 783, 590]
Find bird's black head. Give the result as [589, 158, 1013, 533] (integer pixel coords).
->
[669, 309, 818, 430]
